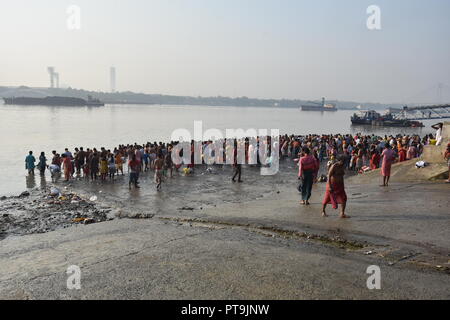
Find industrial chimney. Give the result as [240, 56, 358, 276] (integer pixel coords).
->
[47, 67, 55, 88]
[110, 67, 116, 93]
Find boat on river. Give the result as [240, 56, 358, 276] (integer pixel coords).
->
[351, 110, 424, 127]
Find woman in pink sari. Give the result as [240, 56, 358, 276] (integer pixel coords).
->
[381, 144, 395, 187]
[406, 143, 417, 160]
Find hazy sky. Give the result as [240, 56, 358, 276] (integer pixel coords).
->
[1, 0, 449, 103]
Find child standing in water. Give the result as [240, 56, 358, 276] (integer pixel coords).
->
[108, 154, 116, 181]
[100, 156, 108, 181]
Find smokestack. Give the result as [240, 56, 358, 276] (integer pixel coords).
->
[110, 67, 116, 93]
[47, 67, 55, 88]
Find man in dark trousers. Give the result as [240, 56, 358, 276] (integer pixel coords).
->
[232, 139, 243, 183]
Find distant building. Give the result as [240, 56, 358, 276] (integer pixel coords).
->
[110, 67, 116, 93]
[47, 67, 60, 89]
[54, 73, 60, 89]
[47, 67, 55, 88]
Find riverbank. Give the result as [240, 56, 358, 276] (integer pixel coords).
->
[0, 103, 436, 197]
[0, 161, 449, 299]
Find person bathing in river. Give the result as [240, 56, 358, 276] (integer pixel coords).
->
[75, 147, 85, 176]
[37, 152, 47, 175]
[298, 147, 319, 205]
[100, 156, 108, 181]
[90, 151, 99, 181]
[25, 151, 36, 175]
[108, 154, 116, 181]
[115, 151, 124, 175]
[164, 148, 173, 178]
[128, 154, 140, 189]
[154, 153, 164, 191]
[322, 155, 349, 218]
[61, 154, 72, 182]
[143, 149, 150, 172]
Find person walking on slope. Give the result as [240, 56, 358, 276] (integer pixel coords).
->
[298, 147, 319, 205]
[381, 144, 396, 187]
[322, 155, 349, 218]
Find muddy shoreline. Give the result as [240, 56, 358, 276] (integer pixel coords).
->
[0, 159, 311, 240]
[0, 186, 115, 241]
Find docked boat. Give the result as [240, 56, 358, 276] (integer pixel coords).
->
[3, 95, 104, 107]
[301, 97, 337, 111]
[85, 95, 104, 107]
[351, 110, 424, 127]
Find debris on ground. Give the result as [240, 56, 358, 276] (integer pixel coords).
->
[18, 191, 30, 198]
[0, 187, 111, 240]
[179, 206, 195, 211]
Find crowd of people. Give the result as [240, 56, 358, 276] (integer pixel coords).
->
[23, 138, 277, 190]
[24, 130, 447, 217]
[290, 131, 448, 217]
[25, 144, 175, 190]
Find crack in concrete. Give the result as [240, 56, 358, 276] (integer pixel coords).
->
[0, 227, 212, 286]
[158, 217, 368, 250]
[158, 216, 450, 275]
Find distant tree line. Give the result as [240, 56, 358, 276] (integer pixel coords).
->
[0, 86, 403, 110]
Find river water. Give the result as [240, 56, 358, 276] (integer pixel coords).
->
[0, 103, 435, 196]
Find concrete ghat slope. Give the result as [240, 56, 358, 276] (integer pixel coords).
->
[357, 121, 449, 182]
[0, 218, 449, 300]
[159, 179, 450, 272]
[184, 183, 448, 244]
[1, 149, 449, 299]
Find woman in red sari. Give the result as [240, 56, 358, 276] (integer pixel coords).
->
[61, 154, 72, 182]
[398, 144, 407, 162]
[322, 155, 349, 218]
[370, 149, 380, 170]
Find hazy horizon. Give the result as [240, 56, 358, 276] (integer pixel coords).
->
[1, 0, 450, 104]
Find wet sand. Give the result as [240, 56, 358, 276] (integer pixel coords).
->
[0, 159, 449, 299]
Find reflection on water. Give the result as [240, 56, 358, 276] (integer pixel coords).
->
[25, 173, 48, 190]
[0, 104, 435, 196]
[25, 174, 36, 189]
[40, 175, 47, 190]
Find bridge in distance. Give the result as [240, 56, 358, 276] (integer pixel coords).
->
[389, 104, 450, 120]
